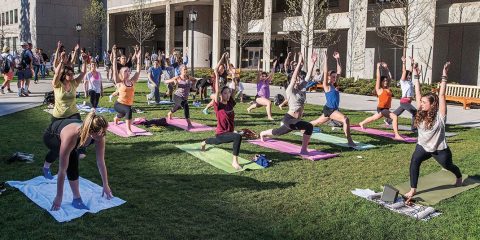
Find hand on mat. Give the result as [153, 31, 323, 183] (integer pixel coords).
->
[102, 185, 113, 200]
[51, 195, 63, 211]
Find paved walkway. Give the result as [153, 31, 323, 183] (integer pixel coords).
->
[242, 83, 480, 128]
[1, 71, 479, 128]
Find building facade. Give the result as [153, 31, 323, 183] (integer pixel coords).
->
[107, 0, 480, 85]
[0, 0, 100, 57]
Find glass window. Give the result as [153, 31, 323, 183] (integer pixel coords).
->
[174, 11, 183, 27]
[328, 0, 339, 7]
[9, 10, 13, 24]
[14, 9, 18, 23]
[6, 11, 9, 25]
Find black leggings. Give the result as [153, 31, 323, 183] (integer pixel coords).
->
[206, 132, 242, 156]
[171, 95, 190, 119]
[51, 113, 81, 122]
[88, 90, 101, 108]
[272, 113, 313, 136]
[393, 102, 417, 128]
[409, 144, 462, 188]
[114, 101, 133, 120]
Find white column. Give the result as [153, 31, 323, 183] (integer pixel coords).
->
[212, 0, 221, 66]
[263, 0, 272, 72]
[407, 0, 437, 84]
[165, 2, 175, 56]
[346, 0, 368, 79]
[229, 0, 238, 67]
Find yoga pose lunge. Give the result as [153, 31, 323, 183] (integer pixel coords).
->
[259, 52, 313, 154]
[391, 54, 417, 131]
[164, 65, 197, 129]
[246, 59, 277, 120]
[358, 62, 404, 141]
[201, 60, 242, 170]
[310, 51, 356, 148]
[404, 62, 462, 198]
[112, 44, 142, 136]
[83, 62, 103, 111]
[44, 112, 112, 211]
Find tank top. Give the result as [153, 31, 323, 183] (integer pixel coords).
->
[85, 72, 102, 93]
[117, 82, 135, 106]
[417, 113, 448, 152]
[257, 80, 270, 99]
[325, 84, 340, 110]
[174, 78, 191, 100]
[286, 79, 307, 113]
[53, 80, 80, 118]
[377, 89, 392, 109]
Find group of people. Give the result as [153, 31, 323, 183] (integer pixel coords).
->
[39, 39, 462, 211]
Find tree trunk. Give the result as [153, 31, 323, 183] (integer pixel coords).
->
[238, 46, 243, 70]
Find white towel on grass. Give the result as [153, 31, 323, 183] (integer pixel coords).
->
[7, 176, 126, 222]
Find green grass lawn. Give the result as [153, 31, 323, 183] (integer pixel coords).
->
[1, 84, 480, 239]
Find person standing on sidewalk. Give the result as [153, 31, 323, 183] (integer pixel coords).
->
[1, 46, 15, 94]
[15, 42, 33, 97]
[33, 47, 42, 84]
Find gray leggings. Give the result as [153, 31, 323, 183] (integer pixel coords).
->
[393, 102, 417, 128]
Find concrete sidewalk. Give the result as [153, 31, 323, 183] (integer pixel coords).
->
[242, 83, 480, 128]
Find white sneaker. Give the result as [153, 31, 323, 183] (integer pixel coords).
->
[109, 95, 113, 102]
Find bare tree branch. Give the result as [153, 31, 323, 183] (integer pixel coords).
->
[83, 0, 106, 53]
[124, 0, 156, 50]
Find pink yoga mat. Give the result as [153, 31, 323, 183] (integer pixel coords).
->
[166, 118, 214, 132]
[350, 126, 416, 143]
[247, 139, 339, 161]
[107, 122, 153, 137]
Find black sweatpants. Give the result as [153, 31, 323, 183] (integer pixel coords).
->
[409, 144, 462, 188]
[171, 95, 190, 119]
[206, 132, 242, 156]
[88, 90, 101, 108]
[393, 102, 417, 128]
[272, 113, 313, 136]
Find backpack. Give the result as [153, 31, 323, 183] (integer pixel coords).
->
[253, 154, 271, 168]
[274, 94, 285, 106]
[43, 91, 55, 105]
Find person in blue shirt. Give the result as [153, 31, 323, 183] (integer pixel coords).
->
[147, 59, 163, 104]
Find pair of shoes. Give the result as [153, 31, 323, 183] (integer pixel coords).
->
[7, 89, 13, 93]
[0, 88, 4, 94]
[108, 95, 113, 102]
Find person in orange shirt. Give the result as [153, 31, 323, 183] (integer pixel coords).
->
[112, 44, 142, 136]
[359, 62, 404, 141]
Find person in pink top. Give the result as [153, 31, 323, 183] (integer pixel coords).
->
[247, 59, 277, 120]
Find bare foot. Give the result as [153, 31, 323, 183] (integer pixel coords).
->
[359, 122, 365, 130]
[167, 112, 172, 120]
[232, 161, 242, 170]
[279, 105, 283, 110]
[404, 188, 416, 198]
[201, 141, 206, 151]
[300, 149, 309, 155]
[187, 124, 194, 130]
[127, 130, 135, 137]
[114, 117, 119, 125]
[247, 108, 251, 113]
[394, 135, 405, 141]
[260, 132, 266, 142]
[268, 117, 274, 121]
[455, 177, 463, 187]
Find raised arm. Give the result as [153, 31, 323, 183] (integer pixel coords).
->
[270, 59, 278, 79]
[131, 46, 142, 82]
[400, 56, 407, 81]
[288, 52, 303, 89]
[53, 41, 62, 68]
[333, 51, 341, 76]
[323, 51, 329, 91]
[71, 44, 79, 65]
[375, 62, 382, 95]
[439, 62, 450, 117]
[112, 45, 120, 84]
[52, 52, 66, 87]
[215, 52, 227, 71]
[412, 60, 422, 109]
[284, 52, 292, 73]
[305, 52, 317, 82]
[74, 53, 88, 85]
[163, 76, 178, 84]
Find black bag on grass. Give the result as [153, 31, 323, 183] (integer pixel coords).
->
[274, 94, 285, 106]
[43, 91, 55, 105]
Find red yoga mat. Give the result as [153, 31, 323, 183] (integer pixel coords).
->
[166, 118, 215, 132]
[247, 138, 339, 161]
[107, 122, 153, 137]
[350, 126, 416, 143]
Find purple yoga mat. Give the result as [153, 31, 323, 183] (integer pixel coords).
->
[247, 139, 339, 161]
[167, 118, 214, 132]
[107, 122, 153, 137]
[350, 126, 416, 143]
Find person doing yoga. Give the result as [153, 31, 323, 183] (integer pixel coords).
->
[202, 52, 230, 115]
[358, 62, 404, 141]
[164, 65, 197, 129]
[391, 54, 417, 131]
[112, 44, 142, 136]
[246, 58, 277, 120]
[259, 52, 313, 154]
[201, 59, 242, 170]
[310, 51, 356, 148]
[44, 112, 113, 211]
[404, 62, 462, 198]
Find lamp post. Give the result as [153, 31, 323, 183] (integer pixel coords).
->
[188, 10, 197, 77]
[75, 23, 82, 73]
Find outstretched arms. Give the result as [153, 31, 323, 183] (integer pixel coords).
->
[375, 62, 382, 95]
[306, 52, 317, 82]
[112, 45, 120, 84]
[52, 52, 66, 87]
[412, 59, 422, 110]
[288, 52, 304, 89]
[74, 53, 88, 85]
[333, 51, 341, 76]
[439, 62, 450, 117]
[400, 56, 407, 81]
[131, 45, 142, 82]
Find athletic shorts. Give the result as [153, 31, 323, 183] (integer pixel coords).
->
[322, 106, 337, 118]
[377, 107, 391, 118]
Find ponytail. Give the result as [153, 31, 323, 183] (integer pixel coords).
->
[79, 112, 108, 146]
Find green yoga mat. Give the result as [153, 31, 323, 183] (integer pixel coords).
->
[395, 170, 480, 205]
[176, 143, 264, 173]
[293, 132, 376, 150]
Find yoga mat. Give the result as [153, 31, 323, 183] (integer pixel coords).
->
[167, 117, 214, 132]
[395, 170, 480, 205]
[176, 143, 264, 173]
[379, 124, 458, 137]
[7, 176, 126, 223]
[107, 122, 153, 137]
[350, 126, 416, 143]
[293, 132, 376, 150]
[247, 139, 338, 161]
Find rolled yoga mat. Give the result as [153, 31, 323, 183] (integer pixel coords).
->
[379, 124, 458, 137]
[350, 126, 416, 143]
[293, 132, 376, 150]
[395, 170, 480, 205]
[107, 122, 153, 137]
[167, 117, 215, 132]
[176, 142, 264, 173]
[247, 138, 338, 161]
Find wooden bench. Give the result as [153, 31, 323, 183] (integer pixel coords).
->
[309, 83, 324, 92]
[439, 83, 480, 109]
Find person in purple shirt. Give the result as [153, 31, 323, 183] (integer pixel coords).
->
[246, 59, 277, 120]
